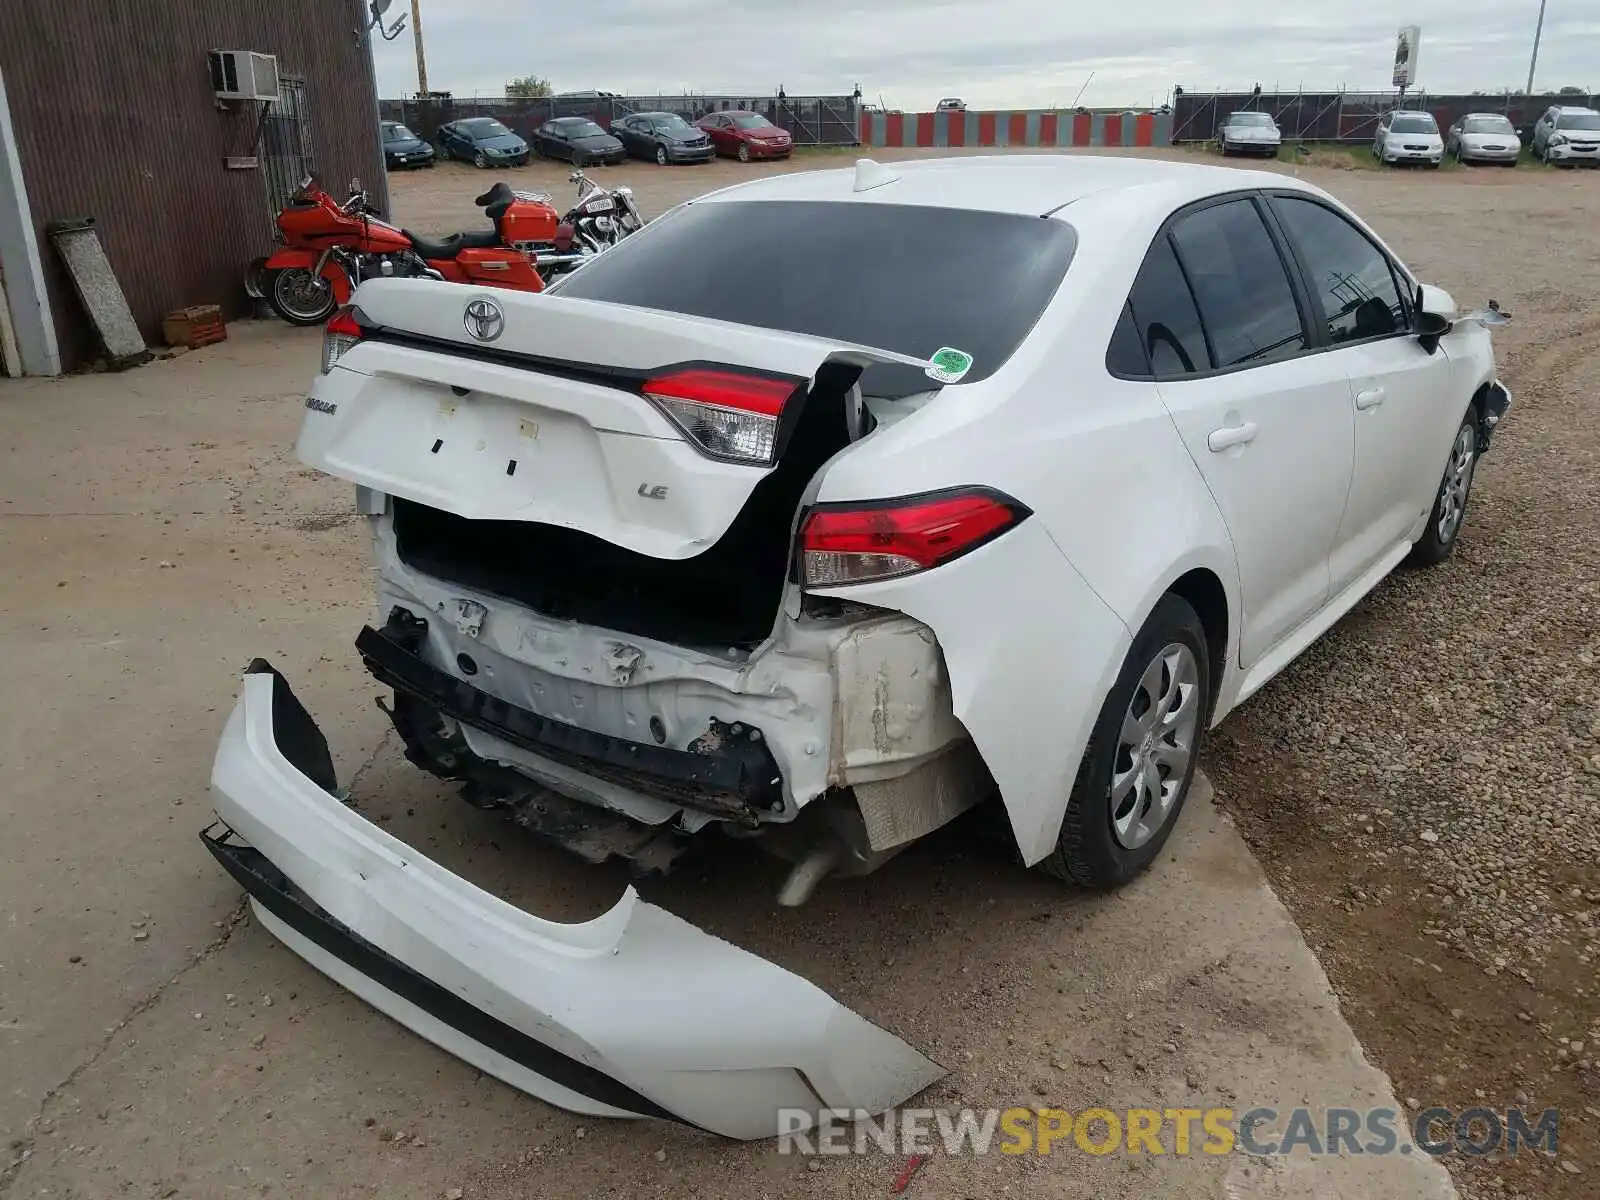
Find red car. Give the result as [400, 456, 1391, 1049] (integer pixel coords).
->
[695, 111, 793, 161]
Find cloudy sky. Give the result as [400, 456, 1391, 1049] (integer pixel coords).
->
[369, 1, 1598, 109]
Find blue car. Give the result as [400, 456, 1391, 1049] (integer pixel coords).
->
[436, 117, 531, 169]
[381, 121, 435, 169]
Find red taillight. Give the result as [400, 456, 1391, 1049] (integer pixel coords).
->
[320, 306, 364, 374]
[799, 488, 1030, 587]
[641, 367, 802, 465]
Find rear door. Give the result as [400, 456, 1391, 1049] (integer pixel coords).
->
[1266, 193, 1454, 589]
[1144, 195, 1355, 667]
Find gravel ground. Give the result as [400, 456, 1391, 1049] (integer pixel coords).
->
[1191, 161, 1600, 1197]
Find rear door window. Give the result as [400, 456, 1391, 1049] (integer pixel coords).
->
[1109, 236, 1211, 378]
[1169, 199, 1309, 368]
[552, 200, 1078, 397]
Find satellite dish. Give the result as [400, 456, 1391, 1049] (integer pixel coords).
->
[370, 0, 393, 17]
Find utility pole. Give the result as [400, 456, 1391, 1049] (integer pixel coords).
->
[410, 0, 429, 96]
[1526, 0, 1548, 96]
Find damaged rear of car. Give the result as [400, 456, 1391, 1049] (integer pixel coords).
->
[299, 193, 1079, 904]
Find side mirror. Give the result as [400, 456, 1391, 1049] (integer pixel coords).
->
[1414, 283, 1457, 354]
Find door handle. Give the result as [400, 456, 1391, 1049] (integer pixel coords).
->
[1354, 387, 1386, 410]
[1207, 421, 1259, 452]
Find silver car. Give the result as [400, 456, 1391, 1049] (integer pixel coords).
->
[1218, 110, 1282, 157]
[1446, 113, 1522, 165]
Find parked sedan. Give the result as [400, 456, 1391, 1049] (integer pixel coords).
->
[1218, 111, 1281, 157]
[1446, 113, 1521, 165]
[1373, 110, 1443, 167]
[610, 111, 714, 165]
[695, 110, 793, 161]
[532, 117, 625, 165]
[381, 121, 435, 169]
[436, 118, 529, 168]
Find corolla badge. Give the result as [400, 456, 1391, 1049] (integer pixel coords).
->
[463, 297, 505, 342]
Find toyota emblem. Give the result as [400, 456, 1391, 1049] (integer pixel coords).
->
[463, 297, 505, 342]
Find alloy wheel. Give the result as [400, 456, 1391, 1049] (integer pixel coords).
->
[270, 269, 336, 324]
[1436, 425, 1476, 544]
[656, 145, 668, 165]
[1110, 643, 1201, 850]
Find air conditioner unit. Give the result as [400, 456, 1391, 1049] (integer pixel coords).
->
[209, 51, 281, 103]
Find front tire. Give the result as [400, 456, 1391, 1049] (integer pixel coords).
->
[267, 268, 338, 326]
[1407, 409, 1478, 567]
[655, 144, 668, 165]
[1038, 594, 1210, 888]
[473, 151, 488, 169]
[738, 142, 751, 163]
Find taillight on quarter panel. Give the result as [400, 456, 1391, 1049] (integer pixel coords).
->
[320, 306, 364, 374]
[798, 488, 1031, 587]
[641, 367, 802, 465]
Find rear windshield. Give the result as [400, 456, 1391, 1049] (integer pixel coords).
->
[1390, 114, 1438, 133]
[1556, 112, 1600, 130]
[551, 200, 1076, 397]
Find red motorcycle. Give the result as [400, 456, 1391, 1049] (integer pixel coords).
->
[256, 177, 578, 325]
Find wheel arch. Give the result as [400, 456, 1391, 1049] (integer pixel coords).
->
[1165, 566, 1230, 716]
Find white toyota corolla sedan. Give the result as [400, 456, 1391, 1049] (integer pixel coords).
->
[205, 155, 1510, 1135]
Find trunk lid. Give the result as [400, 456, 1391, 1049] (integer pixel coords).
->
[298, 278, 926, 560]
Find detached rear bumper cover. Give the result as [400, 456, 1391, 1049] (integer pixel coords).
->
[205, 663, 943, 1139]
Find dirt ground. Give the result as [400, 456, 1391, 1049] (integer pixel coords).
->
[0, 148, 1595, 1199]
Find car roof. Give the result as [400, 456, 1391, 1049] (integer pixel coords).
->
[1553, 105, 1600, 114]
[1461, 112, 1512, 119]
[691, 153, 1316, 220]
[629, 111, 680, 119]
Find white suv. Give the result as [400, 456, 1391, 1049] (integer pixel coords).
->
[1373, 109, 1444, 167]
[1532, 105, 1600, 165]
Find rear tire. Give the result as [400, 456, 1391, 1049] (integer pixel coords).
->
[1038, 594, 1211, 889]
[1406, 408, 1478, 567]
[267, 268, 338, 326]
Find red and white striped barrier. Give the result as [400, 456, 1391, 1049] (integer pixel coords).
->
[859, 109, 1173, 150]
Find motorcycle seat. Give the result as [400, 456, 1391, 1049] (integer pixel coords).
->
[474, 182, 515, 209]
[406, 229, 502, 260]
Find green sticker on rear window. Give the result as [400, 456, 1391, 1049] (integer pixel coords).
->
[926, 346, 973, 384]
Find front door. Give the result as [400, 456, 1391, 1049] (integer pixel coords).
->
[1267, 194, 1455, 589]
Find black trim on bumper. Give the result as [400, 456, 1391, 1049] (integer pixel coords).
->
[357, 615, 783, 821]
[201, 827, 683, 1125]
[1478, 380, 1512, 454]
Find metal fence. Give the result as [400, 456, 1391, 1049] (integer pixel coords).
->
[379, 94, 861, 147]
[1172, 90, 1600, 144]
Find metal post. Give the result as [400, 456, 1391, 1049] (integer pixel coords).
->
[1526, 0, 1548, 96]
[410, 0, 429, 96]
[359, 1, 391, 219]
